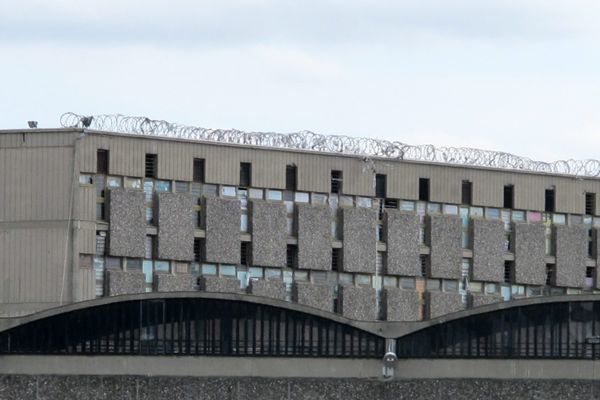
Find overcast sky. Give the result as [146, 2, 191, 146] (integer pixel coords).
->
[1, 0, 599, 162]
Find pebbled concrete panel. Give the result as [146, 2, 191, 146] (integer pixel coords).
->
[297, 204, 331, 270]
[429, 215, 462, 279]
[384, 211, 421, 276]
[108, 189, 146, 258]
[292, 282, 333, 312]
[514, 223, 546, 285]
[0, 375, 37, 399]
[470, 293, 503, 308]
[555, 225, 587, 288]
[250, 201, 287, 267]
[198, 276, 241, 293]
[248, 279, 287, 301]
[384, 288, 421, 321]
[342, 207, 377, 273]
[105, 270, 145, 296]
[157, 192, 194, 261]
[426, 291, 466, 319]
[204, 197, 241, 265]
[472, 218, 506, 282]
[154, 273, 196, 292]
[338, 285, 378, 321]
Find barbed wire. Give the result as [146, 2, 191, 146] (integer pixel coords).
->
[60, 112, 600, 178]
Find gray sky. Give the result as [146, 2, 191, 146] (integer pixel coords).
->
[1, 0, 599, 162]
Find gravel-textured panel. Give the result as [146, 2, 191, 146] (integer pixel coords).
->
[513, 223, 546, 285]
[338, 285, 378, 321]
[292, 282, 333, 312]
[472, 219, 506, 282]
[105, 269, 145, 296]
[297, 204, 331, 271]
[429, 215, 462, 279]
[157, 192, 194, 261]
[248, 279, 287, 301]
[426, 291, 466, 319]
[108, 189, 146, 258]
[137, 376, 235, 400]
[384, 211, 421, 276]
[238, 378, 289, 400]
[205, 197, 241, 265]
[384, 288, 421, 321]
[199, 276, 241, 293]
[0, 375, 37, 400]
[342, 207, 377, 273]
[37, 375, 105, 400]
[154, 273, 196, 292]
[555, 225, 587, 288]
[470, 293, 503, 308]
[250, 200, 287, 267]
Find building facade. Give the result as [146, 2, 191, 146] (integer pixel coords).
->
[1, 126, 600, 323]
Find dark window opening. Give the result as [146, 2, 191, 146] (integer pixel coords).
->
[384, 198, 398, 209]
[586, 267, 595, 279]
[286, 245, 297, 269]
[97, 149, 109, 174]
[546, 264, 555, 286]
[145, 154, 157, 178]
[375, 174, 386, 198]
[96, 203, 105, 221]
[240, 162, 251, 187]
[286, 165, 297, 191]
[193, 158, 205, 183]
[419, 178, 429, 201]
[589, 229, 595, 258]
[545, 188, 555, 212]
[241, 242, 251, 266]
[420, 255, 429, 277]
[586, 193, 596, 215]
[332, 248, 341, 271]
[331, 170, 343, 194]
[145, 236, 154, 259]
[504, 185, 514, 209]
[193, 238, 203, 263]
[504, 261, 514, 283]
[461, 180, 472, 205]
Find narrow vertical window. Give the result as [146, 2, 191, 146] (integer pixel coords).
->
[504, 261, 514, 283]
[193, 238, 203, 263]
[193, 158, 205, 183]
[375, 174, 386, 198]
[545, 264, 555, 286]
[145, 154, 157, 179]
[586, 192, 596, 215]
[545, 188, 555, 212]
[461, 180, 472, 205]
[240, 162, 251, 187]
[420, 254, 429, 277]
[332, 248, 341, 271]
[331, 170, 343, 194]
[286, 165, 297, 191]
[418, 178, 429, 201]
[503, 185, 514, 209]
[286, 244, 297, 269]
[97, 149, 109, 174]
[241, 242, 250, 266]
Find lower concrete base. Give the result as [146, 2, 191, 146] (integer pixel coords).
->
[3, 375, 600, 400]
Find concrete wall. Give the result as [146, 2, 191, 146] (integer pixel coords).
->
[384, 211, 420, 276]
[297, 204, 331, 271]
[204, 197, 240, 264]
[156, 192, 194, 261]
[292, 283, 333, 312]
[384, 289, 421, 321]
[555, 225, 587, 288]
[338, 285, 378, 321]
[429, 215, 462, 279]
[105, 270, 145, 296]
[342, 208, 377, 273]
[472, 219, 505, 282]
[426, 292, 465, 319]
[153, 273, 196, 292]
[108, 189, 146, 258]
[513, 223, 546, 285]
[251, 201, 287, 267]
[248, 279, 287, 301]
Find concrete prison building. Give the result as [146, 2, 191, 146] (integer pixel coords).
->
[2, 117, 600, 398]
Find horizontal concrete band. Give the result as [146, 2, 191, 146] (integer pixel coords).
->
[3, 356, 600, 381]
[0, 356, 381, 379]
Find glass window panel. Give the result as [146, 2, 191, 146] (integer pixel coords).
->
[426, 279, 440, 291]
[383, 276, 398, 287]
[338, 273, 353, 285]
[311, 271, 328, 283]
[485, 208, 501, 219]
[248, 188, 263, 199]
[553, 213, 566, 225]
[221, 186, 236, 197]
[202, 184, 218, 197]
[470, 207, 484, 218]
[512, 210, 525, 222]
[527, 286, 542, 297]
[94, 175, 106, 197]
[154, 180, 171, 192]
[283, 270, 293, 284]
[284, 201, 294, 213]
[294, 271, 309, 281]
[594, 217, 600, 227]
[106, 257, 121, 270]
[283, 191, 294, 201]
[329, 194, 339, 209]
[175, 262, 189, 274]
[286, 218, 294, 236]
[340, 196, 354, 207]
[469, 281, 483, 293]
[527, 211, 542, 222]
[443, 280, 458, 292]
[511, 284, 525, 296]
[267, 190, 282, 201]
[201, 264, 217, 275]
[356, 197, 372, 208]
[569, 214, 583, 225]
[265, 268, 282, 279]
[583, 215, 593, 226]
[294, 192, 310, 203]
[248, 267, 263, 279]
[400, 201, 415, 212]
[146, 207, 154, 224]
[355, 274, 371, 286]
[238, 271, 249, 289]
[220, 265, 236, 277]
[190, 263, 201, 276]
[107, 176, 122, 188]
[485, 283, 498, 294]
[240, 214, 248, 232]
[501, 285, 511, 301]
[312, 193, 328, 205]
[416, 202, 426, 216]
[127, 258, 142, 271]
[372, 276, 382, 289]
[399, 277, 416, 290]
[237, 188, 248, 199]
[427, 203, 441, 214]
[124, 177, 142, 189]
[79, 174, 93, 185]
[155, 261, 169, 272]
[142, 261, 153, 283]
[443, 204, 458, 215]
[175, 181, 189, 193]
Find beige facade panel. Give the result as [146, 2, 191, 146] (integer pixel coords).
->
[0, 131, 77, 149]
[76, 226, 96, 255]
[74, 186, 96, 222]
[72, 266, 95, 303]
